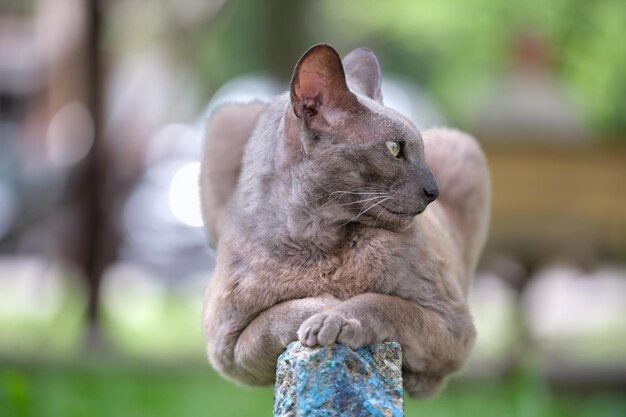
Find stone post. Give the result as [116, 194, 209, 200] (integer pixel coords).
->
[274, 342, 403, 417]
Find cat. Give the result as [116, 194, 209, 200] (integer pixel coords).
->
[201, 44, 490, 398]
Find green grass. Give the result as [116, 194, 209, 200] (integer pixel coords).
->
[0, 360, 273, 417]
[0, 359, 624, 417]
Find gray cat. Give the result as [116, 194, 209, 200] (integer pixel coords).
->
[201, 44, 490, 398]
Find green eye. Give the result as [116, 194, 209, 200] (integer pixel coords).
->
[385, 140, 402, 158]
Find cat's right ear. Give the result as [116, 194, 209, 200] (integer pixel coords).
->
[342, 48, 383, 103]
[290, 44, 357, 122]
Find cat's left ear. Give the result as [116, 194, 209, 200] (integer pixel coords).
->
[342, 48, 383, 103]
[290, 44, 358, 122]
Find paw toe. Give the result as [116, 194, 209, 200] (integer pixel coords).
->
[317, 315, 342, 345]
[337, 318, 365, 348]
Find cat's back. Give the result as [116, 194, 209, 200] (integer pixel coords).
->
[201, 102, 266, 246]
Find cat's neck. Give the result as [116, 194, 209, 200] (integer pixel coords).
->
[284, 200, 354, 257]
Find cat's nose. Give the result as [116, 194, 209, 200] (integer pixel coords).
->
[423, 184, 439, 203]
[418, 167, 439, 203]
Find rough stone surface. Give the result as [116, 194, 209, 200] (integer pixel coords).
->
[273, 342, 403, 417]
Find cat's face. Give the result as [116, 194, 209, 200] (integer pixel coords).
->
[289, 45, 438, 232]
[299, 101, 438, 232]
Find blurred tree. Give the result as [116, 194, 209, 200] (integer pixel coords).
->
[182, 0, 625, 137]
[179, 0, 311, 93]
[80, 0, 113, 348]
[314, 0, 626, 136]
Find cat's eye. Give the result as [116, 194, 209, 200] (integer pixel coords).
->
[385, 140, 402, 158]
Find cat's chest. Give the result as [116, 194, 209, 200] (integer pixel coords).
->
[309, 232, 407, 299]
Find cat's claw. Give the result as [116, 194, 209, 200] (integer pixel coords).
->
[297, 312, 367, 348]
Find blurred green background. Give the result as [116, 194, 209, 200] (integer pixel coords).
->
[0, 0, 625, 416]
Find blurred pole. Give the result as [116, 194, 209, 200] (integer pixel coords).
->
[81, 0, 112, 349]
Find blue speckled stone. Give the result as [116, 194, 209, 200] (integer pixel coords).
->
[273, 342, 403, 417]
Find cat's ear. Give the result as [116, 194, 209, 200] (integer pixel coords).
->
[290, 44, 357, 121]
[342, 48, 383, 103]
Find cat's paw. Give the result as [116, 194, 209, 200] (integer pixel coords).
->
[297, 312, 367, 348]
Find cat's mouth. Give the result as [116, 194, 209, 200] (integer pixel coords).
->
[381, 205, 424, 218]
[364, 204, 424, 231]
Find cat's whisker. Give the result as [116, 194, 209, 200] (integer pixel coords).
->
[373, 198, 394, 227]
[335, 197, 391, 229]
[319, 190, 389, 208]
[319, 194, 343, 208]
[334, 195, 390, 207]
[328, 190, 388, 198]
[331, 185, 388, 193]
[326, 186, 381, 196]
[352, 197, 391, 223]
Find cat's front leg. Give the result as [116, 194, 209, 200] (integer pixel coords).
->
[297, 292, 475, 398]
[206, 295, 340, 385]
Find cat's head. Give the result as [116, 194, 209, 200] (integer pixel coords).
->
[285, 44, 438, 232]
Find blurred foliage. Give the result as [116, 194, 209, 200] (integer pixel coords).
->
[1, 361, 624, 417]
[101, 293, 205, 361]
[0, 274, 85, 360]
[179, 0, 625, 136]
